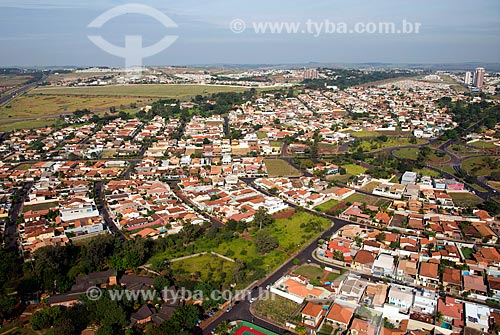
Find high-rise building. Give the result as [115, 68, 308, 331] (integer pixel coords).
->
[464, 71, 472, 85]
[304, 68, 319, 80]
[473, 67, 485, 89]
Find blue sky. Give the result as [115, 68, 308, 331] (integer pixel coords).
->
[0, 0, 499, 66]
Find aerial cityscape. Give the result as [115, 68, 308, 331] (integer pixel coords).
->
[0, 1, 500, 335]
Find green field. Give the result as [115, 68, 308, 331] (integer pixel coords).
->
[355, 138, 426, 152]
[292, 265, 324, 279]
[0, 93, 150, 121]
[253, 293, 299, 326]
[269, 212, 331, 252]
[149, 212, 331, 288]
[169, 254, 236, 285]
[0, 75, 34, 88]
[344, 164, 367, 175]
[0, 117, 63, 132]
[468, 141, 498, 149]
[23, 201, 59, 213]
[462, 156, 500, 176]
[33, 84, 251, 99]
[345, 193, 390, 207]
[264, 159, 301, 177]
[314, 199, 340, 212]
[450, 192, 484, 207]
[393, 147, 419, 160]
[413, 167, 441, 178]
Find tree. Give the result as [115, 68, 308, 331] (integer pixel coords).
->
[252, 207, 273, 230]
[254, 230, 279, 254]
[215, 321, 231, 334]
[295, 324, 307, 335]
[376, 232, 386, 242]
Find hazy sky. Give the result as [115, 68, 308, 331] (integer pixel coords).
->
[0, 0, 499, 66]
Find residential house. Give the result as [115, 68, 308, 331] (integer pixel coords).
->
[325, 304, 355, 331]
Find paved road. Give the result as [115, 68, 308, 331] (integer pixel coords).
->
[94, 180, 126, 241]
[5, 182, 33, 249]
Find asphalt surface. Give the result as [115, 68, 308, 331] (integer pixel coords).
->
[6, 182, 33, 250]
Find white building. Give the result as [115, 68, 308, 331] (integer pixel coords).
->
[464, 302, 490, 332]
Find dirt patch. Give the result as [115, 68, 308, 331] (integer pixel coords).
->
[326, 202, 348, 215]
[272, 209, 296, 219]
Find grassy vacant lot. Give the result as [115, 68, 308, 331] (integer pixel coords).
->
[462, 156, 500, 176]
[413, 167, 441, 178]
[314, 199, 340, 212]
[0, 117, 63, 132]
[0, 75, 33, 88]
[461, 247, 474, 260]
[264, 159, 301, 177]
[0, 93, 149, 120]
[292, 265, 324, 279]
[488, 181, 500, 192]
[269, 212, 331, 252]
[345, 193, 390, 207]
[254, 293, 299, 326]
[344, 164, 367, 176]
[393, 147, 419, 160]
[356, 138, 426, 152]
[344, 130, 379, 138]
[149, 211, 331, 287]
[33, 84, 250, 99]
[450, 192, 483, 207]
[23, 201, 59, 213]
[468, 141, 498, 149]
[169, 253, 236, 284]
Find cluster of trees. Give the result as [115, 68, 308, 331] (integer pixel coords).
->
[303, 69, 417, 90]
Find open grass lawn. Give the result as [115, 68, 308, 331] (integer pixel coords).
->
[267, 211, 332, 252]
[356, 138, 426, 152]
[0, 117, 63, 132]
[344, 164, 367, 176]
[413, 167, 441, 178]
[462, 156, 500, 177]
[345, 193, 390, 207]
[33, 84, 251, 99]
[292, 265, 324, 280]
[169, 253, 236, 285]
[0, 74, 34, 87]
[15, 163, 32, 170]
[0, 93, 150, 120]
[254, 293, 299, 326]
[359, 181, 379, 193]
[264, 159, 301, 177]
[393, 147, 419, 160]
[314, 199, 340, 212]
[450, 192, 483, 207]
[256, 131, 267, 139]
[427, 151, 451, 166]
[270, 141, 282, 148]
[468, 141, 498, 149]
[23, 201, 59, 213]
[345, 130, 379, 138]
[461, 247, 474, 260]
[149, 211, 331, 288]
[488, 181, 500, 191]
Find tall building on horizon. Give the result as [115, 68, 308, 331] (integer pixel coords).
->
[473, 67, 485, 89]
[464, 71, 472, 85]
[304, 68, 319, 80]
